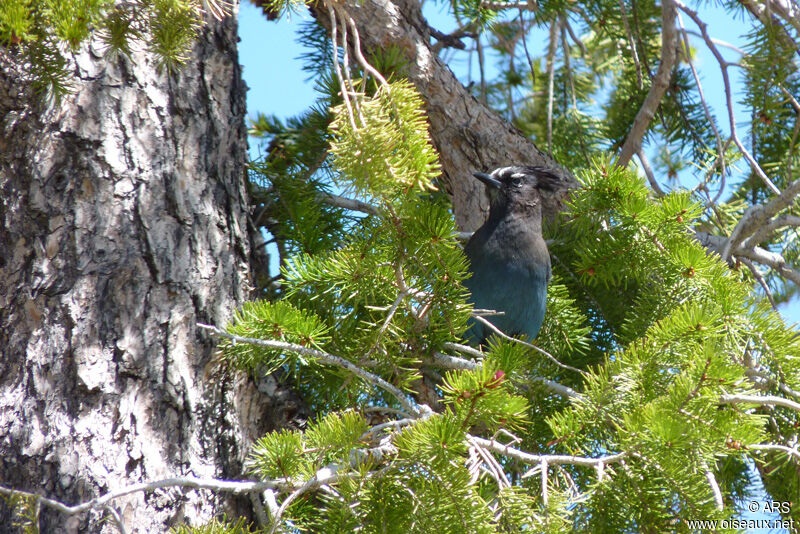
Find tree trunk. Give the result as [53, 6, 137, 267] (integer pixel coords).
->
[0, 7, 292, 533]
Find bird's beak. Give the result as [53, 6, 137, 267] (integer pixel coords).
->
[473, 172, 502, 189]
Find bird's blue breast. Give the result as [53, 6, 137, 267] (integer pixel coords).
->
[463, 166, 554, 344]
[464, 246, 549, 344]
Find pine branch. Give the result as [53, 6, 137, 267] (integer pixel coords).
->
[315, 0, 577, 232]
[197, 323, 426, 417]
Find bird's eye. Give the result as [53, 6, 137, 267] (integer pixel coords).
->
[510, 177, 523, 187]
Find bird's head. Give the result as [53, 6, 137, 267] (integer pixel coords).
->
[473, 166, 561, 215]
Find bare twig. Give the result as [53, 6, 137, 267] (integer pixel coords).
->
[429, 26, 474, 53]
[617, 0, 678, 167]
[477, 32, 488, 104]
[327, 3, 356, 130]
[744, 369, 800, 401]
[429, 351, 584, 400]
[701, 462, 724, 511]
[596, 461, 605, 482]
[722, 175, 800, 260]
[681, 29, 745, 54]
[362, 405, 412, 418]
[468, 436, 512, 488]
[749, 443, 800, 461]
[737, 246, 800, 285]
[249, 492, 269, 527]
[560, 18, 577, 110]
[719, 394, 800, 413]
[540, 459, 549, 506]
[263, 489, 279, 521]
[739, 257, 777, 310]
[337, 9, 365, 125]
[694, 231, 800, 285]
[545, 20, 560, 154]
[469, 436, 628, 467]
[343, 12, 389, 87]
[441, 341, 485, 359]
[365, 290, 408, 359]
[482, 0, 538, 10]
[637, 148, 666, 197]
[529, 376, 583, 399]
[104, 505, 127, 534]
[471, 314, 587, 375]
[563, 19, 587, 57]
[782, 87, 800, 115]
[676, 0, 781, 206]
[197, 323, 424, 417]
[519, 10, 538, 92]
[268, 466, 358, 534]
[744, 213, 800, 247]
[317, 191, 380, 215]
[360, 418, 415, 439]
[0, 477, 290, 518]
[787, 94, 800, 180]
[677, 12, 726, 200]
[619, 0, 644, 89]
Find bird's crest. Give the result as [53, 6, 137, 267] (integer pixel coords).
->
[492, 166, 562, 191]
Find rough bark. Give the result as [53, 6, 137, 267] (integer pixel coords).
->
[0, 7, 300, 533]
[317, 0, 579, 231]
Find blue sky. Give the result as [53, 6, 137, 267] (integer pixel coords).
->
[237, 1, 800, 326]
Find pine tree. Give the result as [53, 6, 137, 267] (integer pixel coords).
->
[3, 0, 800, 531]
[233, 0, 800, 530]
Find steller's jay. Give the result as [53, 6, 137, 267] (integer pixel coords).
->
[464, 166, 559, 345]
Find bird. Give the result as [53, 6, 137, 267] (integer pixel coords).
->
[463, 166, 560, 345]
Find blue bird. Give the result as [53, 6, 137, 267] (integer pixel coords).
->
[464, 166, 559, 344]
